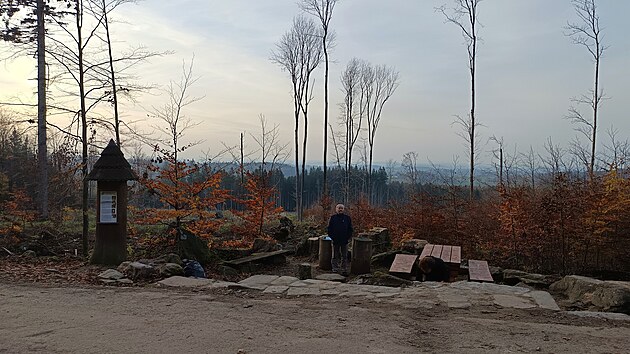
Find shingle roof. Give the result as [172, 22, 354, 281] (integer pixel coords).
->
[87, 139, 138, 181]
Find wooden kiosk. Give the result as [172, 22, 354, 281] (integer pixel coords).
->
[87, 140, 137, 265]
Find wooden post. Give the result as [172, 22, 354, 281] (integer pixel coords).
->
[318, 236, 332, 271]
[87, 140, 137, 265]
[351, 237, 372, 275]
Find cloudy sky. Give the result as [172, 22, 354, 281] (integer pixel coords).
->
[1, 0, 629, 166]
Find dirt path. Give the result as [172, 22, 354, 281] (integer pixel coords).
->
[1, 282, 628, 353]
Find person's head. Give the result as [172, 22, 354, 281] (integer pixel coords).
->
[419, 256, 435, 274]
[335, 204, 345, 214]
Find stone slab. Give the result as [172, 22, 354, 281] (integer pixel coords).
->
[315, 273, 347, 282]
[526, 291, 561, 311]
[287, 287, 321, 296]
[157, 276, 214, 288]
[493, 294, 536, 309]
[270, 276, 299, 286]
[567, 311, 630, 321]
[238, 275, 280, 290]
[263, 285, 289, 294]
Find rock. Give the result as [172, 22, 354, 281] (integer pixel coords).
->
[214, 247, 251, 260]
[401, 239, 428, 255]
[551, 275, 630, 314]
[177, 229, 213, 265]
[157, 263, 184, 277]
[503, 269, 560, 288]
[315, 273, 346, 282]
[150, 253, 183, 266]
[592, 281, 630, 313]
[218, 265, 239, 277]
[116, 278, 134, 285]
[252, 238, 277, 253]
[117, 261, 156, 280]
[272, 227, 290, 242]
[298, 263, 312, 280]
[158, 276, 214, 288]
[348, 272, 412, 287]
[98, 269, 125, 280]
[358, 227, 391, 253]
[21, 250, 36, 258]
[371, 250, 399, 268]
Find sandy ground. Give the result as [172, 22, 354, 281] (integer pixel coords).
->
[1, 282, 629, 354]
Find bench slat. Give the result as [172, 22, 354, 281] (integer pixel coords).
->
[440, 245, 452, 263]
[420, 244, 434, 259]
[468, 259, 494, 282]
[451, 246, 461, 264]
[430, 245, 443, 258]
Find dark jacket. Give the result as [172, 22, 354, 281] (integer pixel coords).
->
[327, 213, 353, 245]
[424, 256, 450, 282]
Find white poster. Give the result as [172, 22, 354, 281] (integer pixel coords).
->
[100, 191, 117, 223]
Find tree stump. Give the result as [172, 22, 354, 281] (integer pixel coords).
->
[351, 237, 372, 275]
[308, 237, 320, 257]
[318, 236, 332, 271]
[298, 263, 312, 280]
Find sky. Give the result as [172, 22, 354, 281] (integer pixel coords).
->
[1, 0, 630, 167]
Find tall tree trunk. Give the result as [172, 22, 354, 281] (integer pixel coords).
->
[322, 34, 329, 198]
[36, 0, 48, 219]
[102, 0, 120, 146]
[76, 0, 89, 256]
[590, 43, 600, 181]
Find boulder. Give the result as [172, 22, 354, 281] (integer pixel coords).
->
[371, 250, 400, 268]
[150, 253, 183, 266]
[21, 250, 36, 258]
[551, 275, 630, 314]
[347, 271, 412, 287]
[503, 269, 560, 288]
[177, 229, 213, 265]
[117, 261, 156, 280]
[401, 239, 428, 255]
[358, 227, 391, 253]
[98, 269, 125, 280]
[156, 263, 184, 277]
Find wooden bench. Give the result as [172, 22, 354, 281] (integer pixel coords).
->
[223, 249, 291, 272]
[467, 259, 494, 282]
[420, 244, 461, 281]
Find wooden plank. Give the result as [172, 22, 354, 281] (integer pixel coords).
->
[451, 246, 461, 264]
[223, 249, 291, 266]
[440, 245, 453, 263]
[389, 254, 418, 274]
[468, 259, 494, 282]
[420, 244, 434, 259]
[430, 245, 443, 258]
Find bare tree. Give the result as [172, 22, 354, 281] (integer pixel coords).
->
[565, 0, 607, 181]
[271, 16, 323, 220]
[361, 62, 399, 200]
[401, 151, 420, 193]
[438, 0, 481, 200]
[339, 58, 362, 204]
[299, 0, 337, 200]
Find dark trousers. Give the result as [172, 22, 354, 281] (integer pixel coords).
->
[332, 242, 348, 272]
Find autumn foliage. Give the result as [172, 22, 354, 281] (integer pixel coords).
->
[135, 153, 229, 246]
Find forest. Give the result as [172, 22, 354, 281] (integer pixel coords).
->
[1, 0, 629, 277]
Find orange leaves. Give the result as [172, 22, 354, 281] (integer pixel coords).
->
[135, 154, 228, 245]
[231, 171, 283, 241]
[0, 189, 36, 246]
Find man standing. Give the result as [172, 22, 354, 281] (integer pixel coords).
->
[327, 204, 353, 275]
